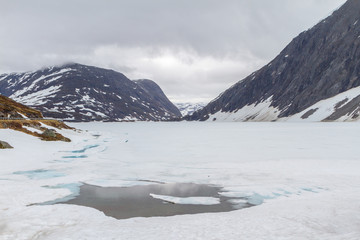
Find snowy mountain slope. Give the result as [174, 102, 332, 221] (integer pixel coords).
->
[283, 86, 360, 122]
[187, 0, 360, 122]
[174, 102, 206, 116]
[0, 64, 181, 121]
[206, 87, 360, 122]
[206, 97, 281, 122]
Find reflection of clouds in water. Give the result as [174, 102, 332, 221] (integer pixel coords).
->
[90, 183, 220, 199]
[159, 183, 220, 197]
[48, 182, 253, 219]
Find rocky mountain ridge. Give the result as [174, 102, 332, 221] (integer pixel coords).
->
[186, 0, 360, 122]
[0, 63, 181, 122]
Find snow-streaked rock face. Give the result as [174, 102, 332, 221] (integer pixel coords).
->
[206, 89, 360, 122]
[187, 0, 360, 122]
[175, 102, 206, 116]
[207, 97, 280, 122]
[283, 86, 360, 122]
[0, 63, 181, 121]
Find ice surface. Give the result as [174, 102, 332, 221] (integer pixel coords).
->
[1, 122, 360, 239]
[40, 183, 82, 204]
[13, 169, 65, 179]
[150, 193, 220, 205]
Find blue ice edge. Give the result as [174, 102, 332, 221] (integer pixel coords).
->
[226, 186, 327, 207]
[38, 182, 83, 205]
[13, 169, 65, 179]
[59, 144, 100, 159]
[62, 155, 88, 159]
[60, 144, 100, 154]
[71, 144, 99, 153]
[246, 192, 281, 205]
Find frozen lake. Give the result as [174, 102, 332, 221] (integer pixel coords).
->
[1, 122, 360, 239]
[56, 183, 250, 219]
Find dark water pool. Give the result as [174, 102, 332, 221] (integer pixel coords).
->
[58, 183, 251, 219]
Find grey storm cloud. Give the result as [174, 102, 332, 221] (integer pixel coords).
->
[0, 0, 346, 102]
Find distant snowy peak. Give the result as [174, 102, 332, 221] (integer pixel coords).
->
[175, 102, 206, 116]
[187, 0, 360, 122]
[0, 63, 181, 121]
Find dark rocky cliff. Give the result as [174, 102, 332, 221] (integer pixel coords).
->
[187, 0, 360, 121]
[133, 79, 181, 117]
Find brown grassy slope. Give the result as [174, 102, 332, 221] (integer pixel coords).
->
[0, 119, 73, 142]
[0, 95, 73, 142]
[0, 95, 43, 118]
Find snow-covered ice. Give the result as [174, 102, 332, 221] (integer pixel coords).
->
[149, 194, 220, 205]
[0, 122, 360, 239]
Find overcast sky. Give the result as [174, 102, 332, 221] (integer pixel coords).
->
[0, 0, 346, 103]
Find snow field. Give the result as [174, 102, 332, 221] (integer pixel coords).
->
[0, 122, 360, 239]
